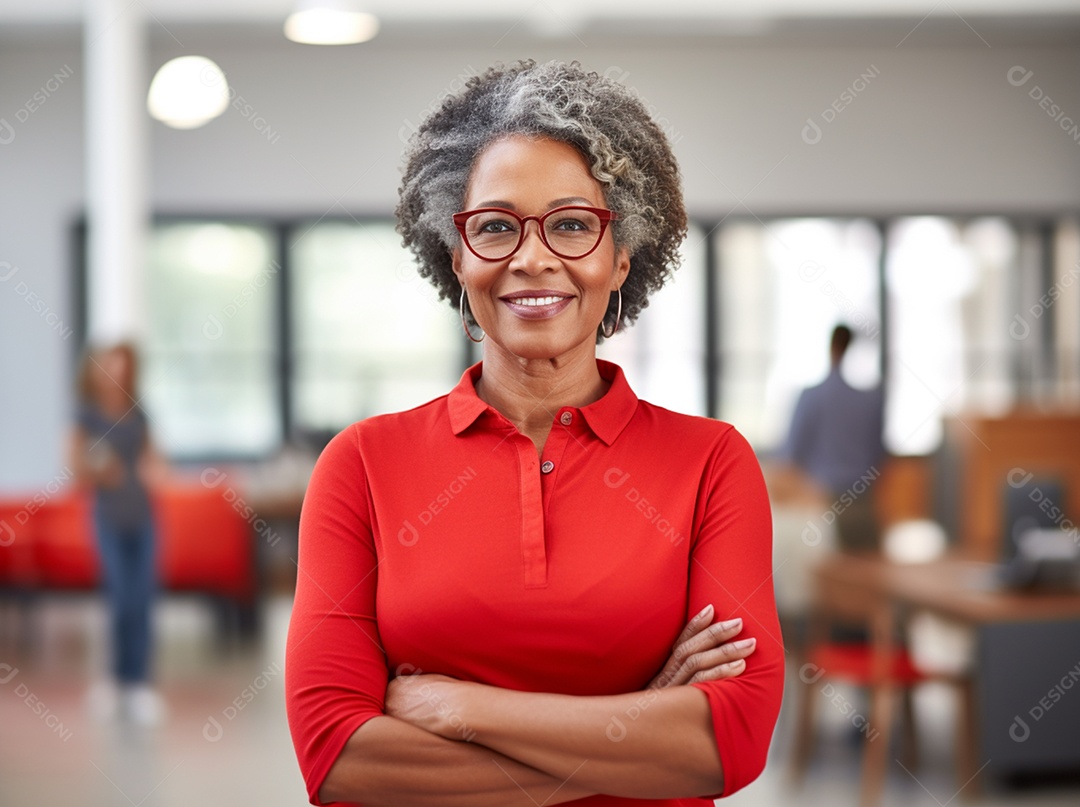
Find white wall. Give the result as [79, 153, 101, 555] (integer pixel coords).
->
[2, 30, 1080, 490]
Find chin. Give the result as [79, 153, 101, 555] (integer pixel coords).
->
[495, 329, 589, 361]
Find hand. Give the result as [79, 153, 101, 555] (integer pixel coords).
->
[647, 605, 756, 688]
[97, 456, 126, 489]
[384, 672, 476, 741]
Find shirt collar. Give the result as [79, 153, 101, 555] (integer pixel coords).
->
[447, 358, 638, 446]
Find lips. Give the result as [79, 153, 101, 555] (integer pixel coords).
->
[499, 290, 575, 320]
[503, 295, 568, 307]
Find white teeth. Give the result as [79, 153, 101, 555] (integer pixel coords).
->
[507, 296, 566, 307]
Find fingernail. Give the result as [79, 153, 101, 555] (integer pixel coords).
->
[732, 638, 756, 650]
[696, 604, 714, 619]
[721, 658, 746, 670]
[718, 617, 742, 631]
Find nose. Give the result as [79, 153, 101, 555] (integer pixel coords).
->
[510, 217, 559, 271]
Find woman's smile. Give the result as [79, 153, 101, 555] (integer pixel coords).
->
[499, 289, 576, 319]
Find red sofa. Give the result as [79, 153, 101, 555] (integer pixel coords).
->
[0, 484, 256, 608]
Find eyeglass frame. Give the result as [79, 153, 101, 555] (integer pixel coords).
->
[451, 205, 619, 262]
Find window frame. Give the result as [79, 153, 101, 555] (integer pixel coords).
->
[73, 210, 1075, 462]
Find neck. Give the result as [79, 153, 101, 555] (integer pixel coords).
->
[476, 340, 607, 437]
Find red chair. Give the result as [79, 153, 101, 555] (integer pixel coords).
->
[154, 484, 255, 606]
[28, 493, 98, 589]
[12, 486, 256, 606]
[790, 563, 975, 807]
[0, 499, 38, 588]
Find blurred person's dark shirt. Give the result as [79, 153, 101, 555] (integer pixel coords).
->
[77, 402, 153, 529]
[782, 367, 886, 494]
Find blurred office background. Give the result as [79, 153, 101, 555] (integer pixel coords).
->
[2, 1, 1080, 805]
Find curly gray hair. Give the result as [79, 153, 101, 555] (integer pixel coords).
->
[396, 59, 687, 339]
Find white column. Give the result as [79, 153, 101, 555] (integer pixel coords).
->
[84, 0, 147, 344]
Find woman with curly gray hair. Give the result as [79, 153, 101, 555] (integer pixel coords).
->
[286, 60, 783, 807]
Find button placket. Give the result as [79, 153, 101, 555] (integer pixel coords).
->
[516, 436, 547, 588]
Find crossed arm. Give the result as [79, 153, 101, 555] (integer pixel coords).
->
[319, 609, 754, 805]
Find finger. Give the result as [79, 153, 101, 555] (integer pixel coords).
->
[663, 637, 756, 687]
[649, 609, 721, 688]
[688, 658, 747, 684]
[671, 604, 715, 647]
[672, 617, 743, 664]
[652, 618, 743, 688]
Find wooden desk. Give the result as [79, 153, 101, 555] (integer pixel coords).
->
[811, 553, 1080, 803]
[815, 553, 1080, 624]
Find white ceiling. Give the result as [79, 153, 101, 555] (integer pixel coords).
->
[3, 0, 1080, 25]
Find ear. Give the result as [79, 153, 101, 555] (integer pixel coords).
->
[612, 246, 631, 290]
[451, 247, 464, 285]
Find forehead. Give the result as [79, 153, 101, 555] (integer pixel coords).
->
[464, 135, 604, 209]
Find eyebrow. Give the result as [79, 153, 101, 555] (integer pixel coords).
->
[471, 196, 597, 210]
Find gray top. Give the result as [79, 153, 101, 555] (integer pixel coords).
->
[76, 401, 153, 531]
[781, 367, 886, 494]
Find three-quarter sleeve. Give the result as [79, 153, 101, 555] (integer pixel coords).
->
[285, 424, 387, 806]
[688, 425, 785, 798]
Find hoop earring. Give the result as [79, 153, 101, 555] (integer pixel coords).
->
[601, 287, 622, 339]
[460, 286, 485, 343]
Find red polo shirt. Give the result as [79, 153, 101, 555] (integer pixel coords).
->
[285, 359, 783, 805]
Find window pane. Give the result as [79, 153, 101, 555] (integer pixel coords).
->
[598, 224, 707, 416]
[717, 218, 882, 449]
[143, 222, 280, 458]
[290, 221, 461, 432]
[1053, 218, 1080, 404]
[884, 217, 1020, 455]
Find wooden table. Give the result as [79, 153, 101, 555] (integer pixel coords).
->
[810, 553, 1080, 804]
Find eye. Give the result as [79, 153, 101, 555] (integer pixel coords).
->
[477, 219, 517, 234]
[551, 218, 589, 231]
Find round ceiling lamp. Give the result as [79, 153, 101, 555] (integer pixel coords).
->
[285, 0, 380, 45]
[147, 56, 229, 130]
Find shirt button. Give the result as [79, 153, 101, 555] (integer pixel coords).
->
[559, 412, 573, 426]
[541, 460, 555, 474]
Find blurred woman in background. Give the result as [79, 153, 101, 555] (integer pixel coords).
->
[71, 342, 167, 725]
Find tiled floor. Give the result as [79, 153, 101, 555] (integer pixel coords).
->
[0, 596, 1076, 806]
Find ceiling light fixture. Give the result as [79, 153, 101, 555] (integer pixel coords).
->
[147, 56, 229, 130]
[284, 0, 380, 45]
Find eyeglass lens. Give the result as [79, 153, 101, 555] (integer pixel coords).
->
[462, 208, 605, 259]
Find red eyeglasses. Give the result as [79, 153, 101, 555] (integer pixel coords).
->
[452, 205, 619, 261]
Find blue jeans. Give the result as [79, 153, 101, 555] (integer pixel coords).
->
[92, 504, 157, 684]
